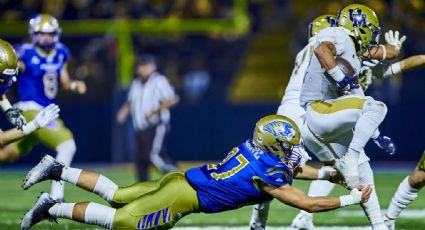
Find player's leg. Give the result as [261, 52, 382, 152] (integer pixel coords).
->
[358, 159, 388, 230]
[34, 117, 76, 200]
[249, 202, 270, 230]
[23, 155, 119, 202]
[21, 192, 117, 229]
[23, 172, 199, 229]
[385, 151, 425, 229]
[306, 95, 387, 188]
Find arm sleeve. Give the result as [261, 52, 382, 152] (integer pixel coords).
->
[258, 163, 293, 187]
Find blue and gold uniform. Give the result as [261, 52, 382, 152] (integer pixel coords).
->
[8, 42, 73, 154]
[186, 139, 292, 213]
[16, 43, 69, 106]
[110, 139, 294, 229]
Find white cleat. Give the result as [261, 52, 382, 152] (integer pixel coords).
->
[21, 192, 57, 230]
[335, 153, 359, 189]
[249, 203, 269, 230]
[22, 155, 63, 190]
[383, 215, 395, 230]
[291, 211, 314, 230]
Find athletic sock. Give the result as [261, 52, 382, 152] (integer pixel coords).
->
[84, 202, 116, 229]
[386, 176, 419, 219]
[48, 203, 75, 219]
[60, 167, 82, 185]
[93, 175, 119, 202]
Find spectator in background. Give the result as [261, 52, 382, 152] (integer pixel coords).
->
[116, 54, 179, 181]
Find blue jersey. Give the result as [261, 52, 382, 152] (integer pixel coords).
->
[185, 139, 293, 213]
[16, 43, 70, 106]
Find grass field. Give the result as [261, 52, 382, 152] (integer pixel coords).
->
[1, 165, 425, 230]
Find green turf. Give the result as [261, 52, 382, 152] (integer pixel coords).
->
[1, 167, 424, 229]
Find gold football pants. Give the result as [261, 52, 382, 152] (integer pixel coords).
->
[111, 171, 200, 229]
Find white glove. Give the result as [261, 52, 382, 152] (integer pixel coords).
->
[339, 188, 362, 207]
[359, 67, 373, 91]
[362, 59, 381, 68]
[22, 104, 60, 134]
[385, 30, 406, 51]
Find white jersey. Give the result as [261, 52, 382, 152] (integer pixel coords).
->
[300, 27, 362, 108]
[277, 37, 315, 128]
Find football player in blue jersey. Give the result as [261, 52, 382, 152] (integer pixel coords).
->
[0, 14, 87, 201]
[0, 39, 60, 146]
[21, 115, 371, 230]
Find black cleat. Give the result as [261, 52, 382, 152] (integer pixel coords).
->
[22, 155, 63, 190]
[21, 192, 58, 230]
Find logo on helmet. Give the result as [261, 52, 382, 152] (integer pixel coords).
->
[263, 121, 295, 141]
[349, 9, 367, 28]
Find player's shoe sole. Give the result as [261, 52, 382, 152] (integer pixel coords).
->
[290, 211, 314, 230]
[21, 192, 57, 230]
[22, 155, 63, 190]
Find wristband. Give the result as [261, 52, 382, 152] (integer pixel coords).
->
[70, 81, 78, 92]
[327, 66, 345, 82]
[22, 121, 38, 135]
[0, 99, 12, 112]
[383, 62, 401, 78]
[380, 44, 387, 60]
[317, 166, 332, 180]
[339, 195, 355, 207]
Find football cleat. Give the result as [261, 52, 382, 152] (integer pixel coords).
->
[22, 155, 63, 190]
[291, 211, 314, 230]
[383, 215, 395, 230]
[249, 203, 269, 230]
[335, 153, 360, 189]
[21, 192, 57, 230]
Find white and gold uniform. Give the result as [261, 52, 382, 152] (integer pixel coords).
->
[299, 27, 389, 229]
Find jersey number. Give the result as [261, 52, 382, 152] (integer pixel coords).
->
[43, 72, 58, 99]
[207, 147, 249, 180]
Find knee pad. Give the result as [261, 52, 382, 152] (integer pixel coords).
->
[56, 139, 77, 166]
[362, 99, 388, 124]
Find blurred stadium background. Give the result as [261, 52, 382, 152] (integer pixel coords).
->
[1, 0, 425, 229]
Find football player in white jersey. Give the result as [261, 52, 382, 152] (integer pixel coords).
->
[291, 29, 407, 230]
[298, 4, 404, 230]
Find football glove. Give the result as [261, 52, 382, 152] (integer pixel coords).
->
[33, 104, 60, 128]
[336, 75, 360, 91]
[385, 30, 406, 52]
[373, 134, 396, 155]
[5, 108, 26, 129]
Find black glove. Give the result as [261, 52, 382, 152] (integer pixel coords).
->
[5, 108, 26, 129]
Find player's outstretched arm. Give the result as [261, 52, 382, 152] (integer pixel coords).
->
[0, 104, 60, 145]
[264, 184, 372, 213]
[382, 55, 425, 78]
[294, 164, 348, 188]
[365, 30, 406, 60]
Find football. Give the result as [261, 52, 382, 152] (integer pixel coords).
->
[325, 56, 357, 84]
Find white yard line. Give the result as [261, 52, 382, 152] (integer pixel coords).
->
[174, 227, 371, 230]
[338, 208, 425, 218]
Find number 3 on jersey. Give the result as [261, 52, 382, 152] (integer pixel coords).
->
[207, 147, 249, 180]
[43, 72, 58, 99]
